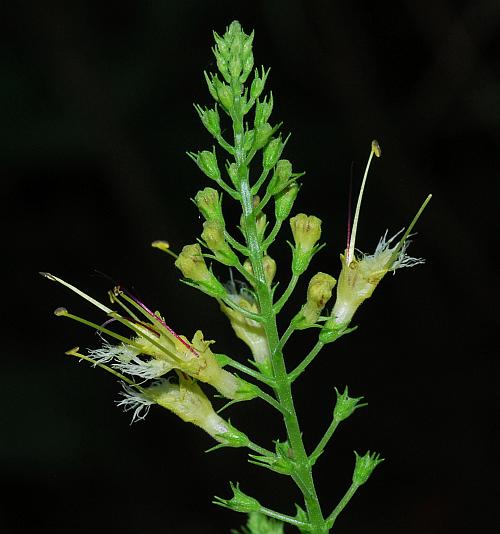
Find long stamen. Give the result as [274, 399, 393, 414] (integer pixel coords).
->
[151, 240, 179, 259]
[53, 307, 143, 349]
[346, 140, 381, 265]
[41, 273, 113, 314]
[114, 287, 199, 356]
[65, 347, 144, 391]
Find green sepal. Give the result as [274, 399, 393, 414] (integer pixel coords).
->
[180, 277, 227, 299]
[214, 482, 261, 513]
[248, 439, 295, 476]
[254, 94, 273, 127]
[291, 242, 325, 276]
[333, 386, 367, 422]
[318, 322, 357, 344]
[352, 450, 384, 486]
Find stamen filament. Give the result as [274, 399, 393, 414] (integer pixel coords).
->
[40, 272, 112, 313]
[65, 347, 144, 390]
[56, 310, 143, 349]
[346, 140, 381, 265]
[114, 289, 198, 356]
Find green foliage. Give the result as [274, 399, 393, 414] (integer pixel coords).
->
[232, 512, 284, 534]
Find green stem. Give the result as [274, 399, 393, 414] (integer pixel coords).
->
[224, 230, 248, 255]
[289, 341, 324, 383]
[276, 322, 296, 354]
[326, 482, 360, 529]
[259, 506, 309, 530]
[262, 219, 283, 251]
[216, 355, 275, 386]
[232, 89, 327, 533]
[309, 418, 340, 466]
[273, 273, 299, 313]
[246, 441, 274, 457]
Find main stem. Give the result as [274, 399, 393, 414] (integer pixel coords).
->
[231, 88, 328, 533]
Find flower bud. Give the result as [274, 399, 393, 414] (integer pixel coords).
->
[241, 52, 254, 83]
[352, 451, 384, 486]
[250, 74, 265, 100]
[256, 211, 267, 242]
[253, 122, 273, 150]
[333, 386, 366, 422]
[214, 482, 261, 513]
[229, 55, 242, 79]
[214, 79, 233, 110]
[244, 128, 255, 152]
[175, 243, 226, 298]
[220, 286, 271, 373]
[292, 272, 336, 329]
[290, 214, 322, 275]
[254, 95, 273, 127]
[213, 31, 229, 59]
[226, 162, 239, 186]
[275, 182, 299, 222]
[204, 72, 220, 103]
[197, 150, 220, 181]
[195, 105, 221, 138]
[263, 137, 283, 169]
[194, 187, 224, 224]
[202, 220, 239, 266]
[270, 159, 293, 194]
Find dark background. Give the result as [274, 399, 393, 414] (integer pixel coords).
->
[2, 1, 498, 533]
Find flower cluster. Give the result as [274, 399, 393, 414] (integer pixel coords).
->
[42, 272, 255, 446]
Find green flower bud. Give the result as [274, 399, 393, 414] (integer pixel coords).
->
[249, 439, 295, 476]
[254, 95, 273, 127]
[242, 30, 254, 58]
[290, 213, 322, 275]
[214, 482, 261, 513]
[352, 451, 384, 486]
[229, 55, 242, 79]
[226, 162, 239, 186]
[275, 182, 299, 222]
[213, 31, 229, 59]
[253, 122, 273, 150]
[333, 386, 367, 422]
[195, 105, 221, 138]
[175, 243, 226, 298]
[250, 74, 265, 100]
[256, 210, 267, 242]
[194, 187, 224, 224]
[214, 79, 233, 110]
[293, 272, 336, 329]
[244, 128, 255, 152]
[204, 72, 219, 102]
[241, 52, 254, 83]
[270, 159, 293, 195]
[202, 220, 239, 266]
[197, 150, 220, 181]
[263, 137, 283, 169]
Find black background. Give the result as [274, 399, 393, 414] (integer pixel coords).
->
[2, 1, 499, 533]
